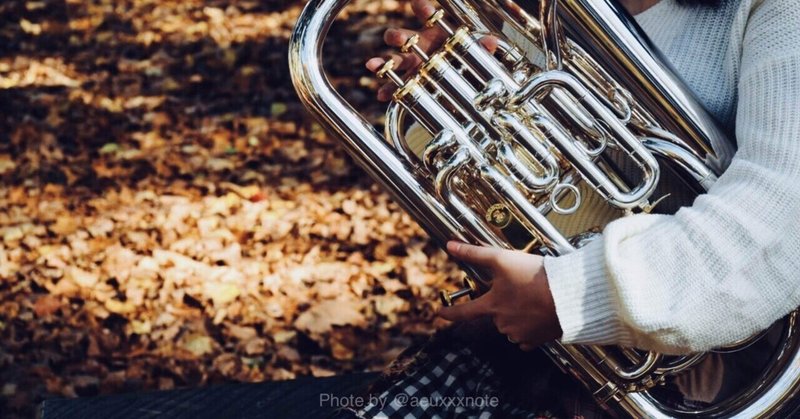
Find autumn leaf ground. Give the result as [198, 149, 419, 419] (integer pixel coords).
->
[0, 1, 461, 417]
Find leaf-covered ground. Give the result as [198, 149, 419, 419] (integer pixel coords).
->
[0, 1, 461, 417]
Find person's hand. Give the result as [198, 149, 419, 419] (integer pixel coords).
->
[365, 0, 497, 101]
[439, 241, 563, 350]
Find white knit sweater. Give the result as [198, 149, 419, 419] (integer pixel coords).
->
[544, 0, 800, 354]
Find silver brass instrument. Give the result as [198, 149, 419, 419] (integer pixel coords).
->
[289, 0, 800, 416]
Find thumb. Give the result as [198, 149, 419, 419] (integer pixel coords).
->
[438, 292, 493, 322]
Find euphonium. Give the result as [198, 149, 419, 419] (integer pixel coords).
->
[289, 0, 800, 416]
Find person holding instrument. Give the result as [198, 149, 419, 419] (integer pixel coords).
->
[334, 0, 800, 416]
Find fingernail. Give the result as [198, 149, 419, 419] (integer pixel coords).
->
[447, 241, 460, 253]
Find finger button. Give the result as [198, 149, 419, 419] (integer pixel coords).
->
[401, 34, 429, 60]
[439, 277, 479, 306]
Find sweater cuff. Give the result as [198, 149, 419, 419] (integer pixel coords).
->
[544, 238, 627, 346]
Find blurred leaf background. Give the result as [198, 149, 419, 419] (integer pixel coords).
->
[0, 1, 461, 417]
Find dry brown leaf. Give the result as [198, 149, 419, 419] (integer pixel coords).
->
[183, 335, 215, 357]
[309, 365, 336, 378]
[227, 324, 257, 341]
[276, 346, 300, 363]
[243, 338, 266, 356]
[374, 295, 407, 317]
[105, 299, 136, 314]
[33, 295, 61, 318]
[272, 330, 296, 344]
[330, 340, 354, 361]
[213, 353, 241, 377]
[50, 217, 80, 236]
[204, 282, 241, 307]
[67, 266, 99, 288]
[293, 298, 366, 335]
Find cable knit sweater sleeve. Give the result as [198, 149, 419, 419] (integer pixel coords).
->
[543, 0, 800, 355]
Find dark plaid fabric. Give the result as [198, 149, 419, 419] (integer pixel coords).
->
[332, 319, 610, 419]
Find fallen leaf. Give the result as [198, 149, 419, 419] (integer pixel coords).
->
[0, 156, 16, 175]
[50, 217, 80, 235]
[243, 338, 266, 356]
[310, 365, 336, 378]
[67, 267, 99, 288]
[204, 282, 241, 307]
[183, 335, 215, 357]
[3, 227, 24, 244]
[130, 320, 151, 334]
[273, 330, 296, 344]
[33, 295, 61, 317]
[331, 340, 354, 361]
[277, 346, 300, 363]
[105, 299, 136, 314]
[294, 299, 366, 335]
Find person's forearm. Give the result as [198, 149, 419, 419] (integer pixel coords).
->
[545, 51, 800, 354]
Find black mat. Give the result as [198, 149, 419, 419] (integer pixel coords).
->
[39, 373, 378, 419]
